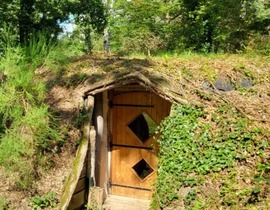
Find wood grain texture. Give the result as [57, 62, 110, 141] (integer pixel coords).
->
[59, 96, 94, 210]
[110, 91, 171, 199]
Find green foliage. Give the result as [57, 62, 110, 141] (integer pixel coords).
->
[0, 0, 107, 54]
[71, 0, 107, 54]
[110, 0, 270, 54]
[110, 0, 163, 55]
[0, 33, 65, 190]
[0, 0, 70, 44]
[30, 192, 57, 210]
[73, 106, 89, 129]
[0, 196, 11, 210]
[0, 24, 18, 55]
[246, 33, 270, 55]
[184, 189, 197, 208]
[152, 104, 204, 208]
[152, 103, 269, 209]
[116, 28, 163, 56]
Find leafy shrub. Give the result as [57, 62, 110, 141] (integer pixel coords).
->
[152, 104, 205, 208]
[30, 192, 57, 210]
[120, 29, 163, 56]
[184, 189, 197, 207]
[152, 104, 269, 209]
[111, 27, 163, 56]
[246, 33, 270, 55]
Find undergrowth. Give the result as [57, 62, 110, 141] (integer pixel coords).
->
[30, 192, 58, 210]
[0, 32, 80, 190]
[0, 196, 11, 210]
[152, 104, 270, 209]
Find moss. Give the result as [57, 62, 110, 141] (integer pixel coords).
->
[58, 134, 88, 209]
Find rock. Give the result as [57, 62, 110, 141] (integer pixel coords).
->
[201, 81, 214, 92]
[239, 79, 253, 88]
[214, 76, 234, 92]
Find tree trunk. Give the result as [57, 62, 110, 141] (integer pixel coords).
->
[84, 26, 92, 54]
[104, 27, 110, 54]
[19, 0, 34, 44]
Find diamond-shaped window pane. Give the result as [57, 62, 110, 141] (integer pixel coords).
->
[132, 159, 154, 180]
[128, 112, 157, 143]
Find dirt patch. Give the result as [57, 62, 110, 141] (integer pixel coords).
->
[35, 145, 75, 201]
[0, 168, 30, 209]
[0, 144, 76, 209]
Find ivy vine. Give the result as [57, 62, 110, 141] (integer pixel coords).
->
[152, 103, 269, 209]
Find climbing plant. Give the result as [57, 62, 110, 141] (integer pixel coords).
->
[152, 103, 269, 209]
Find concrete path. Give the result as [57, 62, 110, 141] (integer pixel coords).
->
[102, 195, 150, 210]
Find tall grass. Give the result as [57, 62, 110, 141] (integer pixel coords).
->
[0, 31, 74, 190]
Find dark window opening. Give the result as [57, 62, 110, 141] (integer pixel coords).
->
[132, 159, 154, 180]
[128, 112, 157, 143]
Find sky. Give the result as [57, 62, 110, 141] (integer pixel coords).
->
[59, 14, 75, 34]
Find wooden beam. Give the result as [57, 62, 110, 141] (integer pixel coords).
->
[59, 96, 95, 210]
[58, 132, 89, 210]
[88, 127, 96, 186]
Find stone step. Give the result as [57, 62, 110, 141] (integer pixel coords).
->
[103, 195, 150, 210]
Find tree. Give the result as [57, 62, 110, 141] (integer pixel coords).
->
[71, 0, 107, 54]
[0, 0, 108, 56]
[0, 0, 71, 45]
[110, 0, 163, 55]
[162, 0, 270, 52]
[110, 0, 270, 54]
[251, 0, 270, 33]
[0, 1, 20, 38]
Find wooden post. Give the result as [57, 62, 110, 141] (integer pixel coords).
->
[58, 132, 89, 210]
[88, 127, 96, 186]
[93, 93, 104, 187]
[87, 127, 98, 208]
[59, 96, 95, 210]
[85, 95, 95, 124]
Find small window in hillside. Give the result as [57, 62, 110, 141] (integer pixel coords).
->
[132, 159, 154, 180]
[128, 112, 157, 143]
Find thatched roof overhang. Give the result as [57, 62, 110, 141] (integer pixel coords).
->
[81, 71, 188, 104]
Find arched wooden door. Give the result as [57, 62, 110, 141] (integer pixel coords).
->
[110, 91, 171, 199]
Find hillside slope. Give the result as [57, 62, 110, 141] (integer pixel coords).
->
[48, 54, 269, 209]
[1, 53, 269, 209]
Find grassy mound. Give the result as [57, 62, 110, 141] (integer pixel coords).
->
[62, 54, 269, 209]
[0, 52, 269, 209]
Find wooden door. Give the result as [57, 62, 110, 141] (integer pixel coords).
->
[110, 91, 171, 199]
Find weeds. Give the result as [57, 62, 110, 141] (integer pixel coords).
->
[0, 31, 70, 190]
[0, 196, 11, 210]
[30, 192, 58, 210]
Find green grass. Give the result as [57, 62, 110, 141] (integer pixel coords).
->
[0, 196, 11, 210]
[0, 32, 78, 190]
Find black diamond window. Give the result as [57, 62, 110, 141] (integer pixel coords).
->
[128, 112, 157, 143]
[132, 159, 154, 180]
